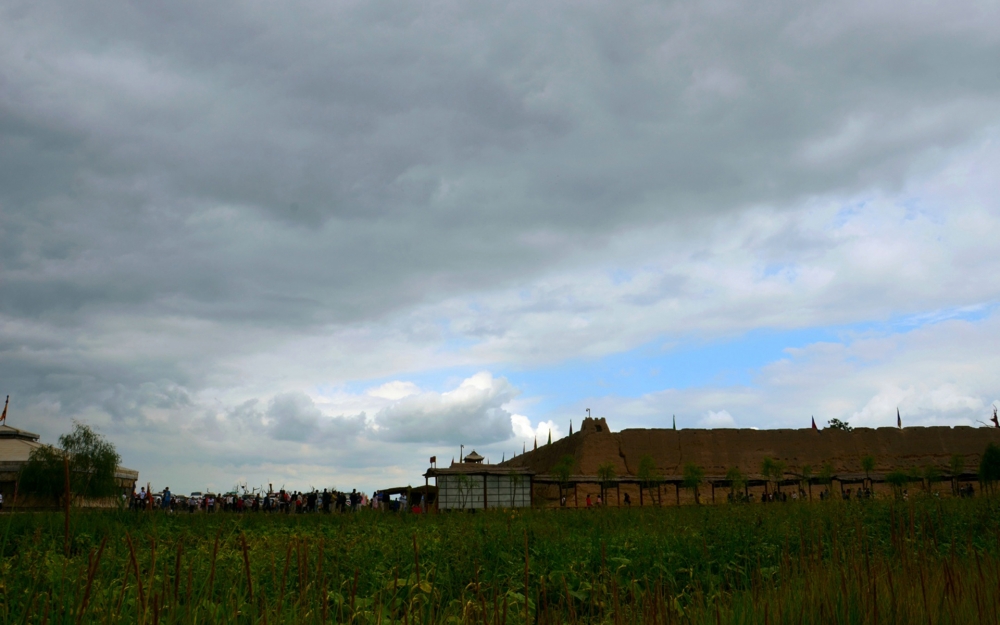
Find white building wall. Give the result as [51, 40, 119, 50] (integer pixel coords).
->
[436, 474, 531, 510]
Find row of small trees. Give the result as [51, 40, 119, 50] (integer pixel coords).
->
[550, 443, 1000, 504]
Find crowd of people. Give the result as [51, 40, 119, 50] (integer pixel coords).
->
[127, 486, 418, 513]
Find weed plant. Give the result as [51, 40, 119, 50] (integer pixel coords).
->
[0, 496, 997, 624]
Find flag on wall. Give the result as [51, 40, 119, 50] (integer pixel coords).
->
[547, 430, 552, 445]
[897, 408, 902, 429]
[811, 416, 817, 431]
[0, 395, 7, 424]
[672, 414, 676, 430]
[991, 407, 999, 428]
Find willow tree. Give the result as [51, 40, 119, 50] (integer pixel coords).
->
[761, 457, 786, 495]
[725, 466, 746, 502]
[596, 462, 616, 504]
[683, 463, 704, 504]
[637, 455, 662, 506]
[949, 454, 965, 496]
[861, 456, 875, 489]
[980, 443, 1000, 497]
[19, 422, 121, 503]
[553, 455, 576, 504]
[800, 465, 814, 500]
[818, 463, 835, 496]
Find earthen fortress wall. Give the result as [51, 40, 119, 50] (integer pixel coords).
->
[500, 417, 1000, 480]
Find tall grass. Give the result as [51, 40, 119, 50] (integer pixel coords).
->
[0, 497, 997, 623]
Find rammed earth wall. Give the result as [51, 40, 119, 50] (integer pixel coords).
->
[500, 417, 1000, 481]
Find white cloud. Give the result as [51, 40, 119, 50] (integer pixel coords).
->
[366, 381, 421, 401]
[511, 414, 561, 444]
[372, 372, 518, 444]
[578, 313, 1000, 432]
[699, 410, 736, 428]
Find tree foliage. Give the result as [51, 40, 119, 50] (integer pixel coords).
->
[950, 453, 966, 495]
[949, 454, 965, 477]
[886, 470, 910, 497]
[19, 422, 121, 501]
[726, 466, 746, 499]
[682, 463, 704, 503]
[861, 456, 875, 478]
[637, 455, 662, 504]
[980, 443, 1000, 496]
[761, 457, 786, 491]
[799, 465, 814, 499]
[818, 463, 835, 484]
[553, 454, 576, 503]
[827, 418, 853, 431]
[596, 462, 616, 502]
[553, 455, 576, 487]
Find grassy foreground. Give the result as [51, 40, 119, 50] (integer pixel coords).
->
[0, 498, 998, 624]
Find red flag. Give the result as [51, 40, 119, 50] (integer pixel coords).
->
[0, 395, 7, 424]
[811, 416, 817, 431]
[429, 456, 436, 464]
[897, 408, 902, 429]
[991, 407, 999, 429]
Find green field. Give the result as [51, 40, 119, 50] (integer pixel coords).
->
[1, 497, 998, 624]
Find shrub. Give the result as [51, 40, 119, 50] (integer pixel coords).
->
[980, 443, 1000, 496]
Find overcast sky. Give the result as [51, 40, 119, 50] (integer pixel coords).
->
[3, 0, 1000, 494]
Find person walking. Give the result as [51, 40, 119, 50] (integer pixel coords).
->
[161, 487, 172, 512]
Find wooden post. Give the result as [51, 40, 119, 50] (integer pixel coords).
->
[63, 455, 71, 557]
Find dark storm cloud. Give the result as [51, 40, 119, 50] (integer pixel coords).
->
[2, 0, 1000, 481]
[4, 0, 999, 334]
